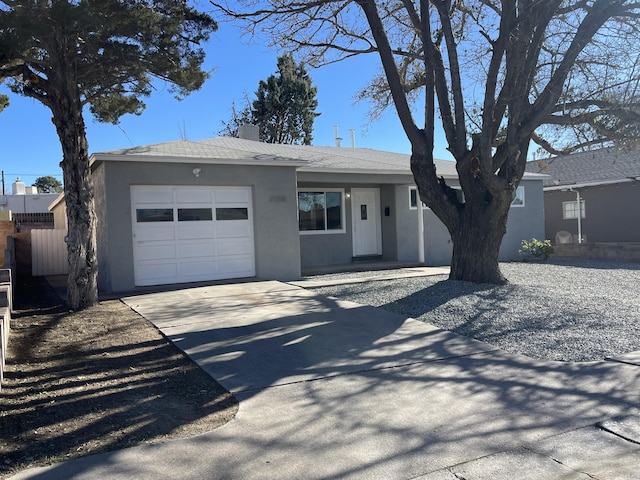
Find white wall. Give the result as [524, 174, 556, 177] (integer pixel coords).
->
[0, 194, 60, 214]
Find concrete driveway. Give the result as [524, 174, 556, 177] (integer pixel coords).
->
[10, 280, 640, 479]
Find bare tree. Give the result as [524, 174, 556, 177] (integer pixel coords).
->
[213, 0, 640, 284]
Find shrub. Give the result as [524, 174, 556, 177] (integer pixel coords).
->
[519, 238, 554, 261]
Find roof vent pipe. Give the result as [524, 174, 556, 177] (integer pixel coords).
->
[334, 125, 342, 147]
[350, 129, 355, 148]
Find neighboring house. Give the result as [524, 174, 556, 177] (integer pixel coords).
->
[86, 135, 545, 293]
[526, 147, 640, 244]
[0, 178, 58, 234]
[0, 178, 59, 216]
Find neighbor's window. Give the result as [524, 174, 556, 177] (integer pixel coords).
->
[511, 186, 525, 207]
[563, 200, 586, 219]
[298, 190, 344, 233]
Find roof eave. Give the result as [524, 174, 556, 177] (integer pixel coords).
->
[544, 177, 638, 190]
[90, 153, 308, 168]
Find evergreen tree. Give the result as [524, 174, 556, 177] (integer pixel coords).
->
[0, 0, 216, 309]
[254, 53, 319, 145]
[221, 53, 320, 144]
[34, 176, 63, 194]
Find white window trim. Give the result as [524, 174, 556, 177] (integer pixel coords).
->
[410, 185, 525, 209]
[409, 186, 428, 210]
[511, 186, 525, 207]
[298, 188, 346, 235]
[562, 200, 586, 219]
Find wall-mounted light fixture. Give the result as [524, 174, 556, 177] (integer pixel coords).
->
[192, 168, 201, 178]
[345, 190, 351, 198]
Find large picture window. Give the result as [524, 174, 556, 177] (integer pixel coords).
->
[298, 189, 344, 233]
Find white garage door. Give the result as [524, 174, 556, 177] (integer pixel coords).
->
[131, 185, 255, 286]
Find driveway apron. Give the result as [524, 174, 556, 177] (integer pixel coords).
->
[10, 280, 640, 479]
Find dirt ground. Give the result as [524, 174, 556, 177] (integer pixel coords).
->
[0, 276, 238, 478]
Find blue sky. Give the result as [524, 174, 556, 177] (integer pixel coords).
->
[0, 25, 452, 187]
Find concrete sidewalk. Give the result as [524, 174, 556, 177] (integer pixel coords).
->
[10, 280, 640, 479]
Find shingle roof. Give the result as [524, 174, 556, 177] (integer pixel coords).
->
[525, 147, 640, 187]
[93, 136, 460, 177]
[94, 136, 540, 181]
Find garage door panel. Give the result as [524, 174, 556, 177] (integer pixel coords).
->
[133, 188, 174, 204]
[178, 260, 216, 276]
[215, 189, 251, 204]
[177, 224, 215, 240]
[176, 189, 214, 204]
[135, 263, 178, 283]
[178, 242, 215, 258]
[135, 225, 176, 242]
[216, 221, 252, 238]
[131, 185, 255, 286]
[136, 244, 177, 261]
[217, 238, 252, 256]
[218, 256, 254, 275]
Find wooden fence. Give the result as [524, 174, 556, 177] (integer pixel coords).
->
[31, 229, 68, 276]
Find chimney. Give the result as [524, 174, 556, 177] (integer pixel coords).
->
[12, 177, 26, 195]
[238, 124, 260, 142]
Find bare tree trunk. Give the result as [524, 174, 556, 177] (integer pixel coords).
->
[448, 209, 508, 284]
[50, 86, 98, 310]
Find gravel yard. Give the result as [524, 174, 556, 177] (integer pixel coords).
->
[308, 259, 640, 362]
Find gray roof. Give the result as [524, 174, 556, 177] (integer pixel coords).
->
[93, 136, 546, 181]
[525, 147, 640, 188]
[92, 136, 459, 177]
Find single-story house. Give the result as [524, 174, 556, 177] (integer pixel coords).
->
[525, 147, 640, 244]
[87, 134, 546, 293]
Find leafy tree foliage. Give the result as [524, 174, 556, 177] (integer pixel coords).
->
[214, 0, 640, 284]
[221, 53, 320, 144]
[34, 175, 63, 193]
[0, 94, 7, 112]
[0, 0, 216, 308]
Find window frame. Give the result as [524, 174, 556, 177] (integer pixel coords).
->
[297, 188, 346, 235]
[563, 200, 586, 219]
[511, 186, 525, 208]
[408, 186, 427, 210]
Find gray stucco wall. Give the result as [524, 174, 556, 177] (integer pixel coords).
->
[92, 163, 109, 289]
[544, 182, 640, 243]
[500, 179, 546, 260]
[392, 179, 545, 265]
[297, 181, 403, 268]
[94, 160, 301, 293]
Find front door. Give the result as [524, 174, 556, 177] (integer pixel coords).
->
[351, 188, 382, 257]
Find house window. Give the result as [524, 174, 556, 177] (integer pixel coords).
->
[409, 186, 427, 209]
[298, 189, 345, 233]
[511, 186, 525, 207]
[563, 200, 586, 219]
